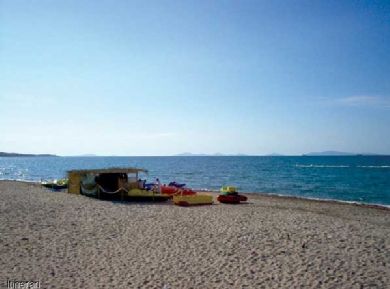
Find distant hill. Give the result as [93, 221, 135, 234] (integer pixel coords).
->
[303, 151, 363, 156]
[174, 152, 208, 156]
[174, 152, 248, 157]
[0, 152, 57, 157]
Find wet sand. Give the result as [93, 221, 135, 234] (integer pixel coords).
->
[0, 180, 389, 288]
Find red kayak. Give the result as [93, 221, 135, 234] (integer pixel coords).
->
[217, 194, 247, 204]
[161, 185, 178, 195]
[178, 189, 197, 196]
[161, 186, 196, 196]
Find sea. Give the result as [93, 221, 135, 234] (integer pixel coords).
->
[0, 156, 390, 207]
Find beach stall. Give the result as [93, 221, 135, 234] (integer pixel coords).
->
[67, 167, 169, 201]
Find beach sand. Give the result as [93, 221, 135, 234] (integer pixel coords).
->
[1, 180, 389, 288]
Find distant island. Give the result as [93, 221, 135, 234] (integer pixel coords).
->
[174, 151, 384, 157]
[0, 152, 57, 157]
[174, 152, 248, 157]
[1, 151, 385, 157]
[302, 151, 378, 156]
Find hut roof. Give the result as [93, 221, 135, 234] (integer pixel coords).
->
[67, 167, 148, 174]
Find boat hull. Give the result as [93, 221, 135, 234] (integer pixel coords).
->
[128, 189, 170, 201]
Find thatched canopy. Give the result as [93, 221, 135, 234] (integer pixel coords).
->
[67, 167, 148, 175]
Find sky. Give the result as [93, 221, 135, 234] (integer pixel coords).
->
[1, 0, 389, 156]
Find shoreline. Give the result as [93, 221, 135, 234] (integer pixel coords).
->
[244, 191, 390, 211]
[1, 179, 389, 210]
[203, 189, 390, 211]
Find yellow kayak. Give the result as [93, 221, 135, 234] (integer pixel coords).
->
[173, 194, 213, 206]
[220, 186, 237, 194]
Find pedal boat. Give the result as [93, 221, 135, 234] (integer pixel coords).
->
[127, 188, 170, 201]
[218, 186, 248, 204]
[217, 194, 247, 204]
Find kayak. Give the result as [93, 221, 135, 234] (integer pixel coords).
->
[42, 179, 68, 190]
[168, 181, 186, 188]
[180, 189, 197, 196]
[161, 185, 179, 195]
[173, 194, 213, 206]
[161, 186, 196, 196]
[220, 186, 237, 194]
[217, 194, 247, 204]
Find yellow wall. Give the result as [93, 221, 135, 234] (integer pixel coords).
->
[68, 172, 81, 194]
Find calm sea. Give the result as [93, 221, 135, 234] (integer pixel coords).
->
[0, 156, 389, 206]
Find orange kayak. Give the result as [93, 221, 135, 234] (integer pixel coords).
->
[161, 186, 196, 196]
[161, 185, 178, 195]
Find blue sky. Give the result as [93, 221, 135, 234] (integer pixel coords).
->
[1, 0, 389, 155]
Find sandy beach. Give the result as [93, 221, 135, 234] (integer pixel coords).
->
[0, 180, 389, 289]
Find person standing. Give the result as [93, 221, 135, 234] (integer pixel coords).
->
[137, 178, 144, 189]
[154, 178, 162, 194]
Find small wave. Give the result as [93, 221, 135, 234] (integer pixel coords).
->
[357, 165, 390, 168]
[295, 164, 350, 168]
